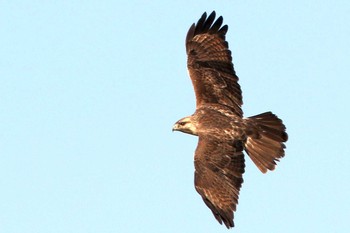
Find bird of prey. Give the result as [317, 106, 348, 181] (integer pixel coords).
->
[172, 11, 288, 229]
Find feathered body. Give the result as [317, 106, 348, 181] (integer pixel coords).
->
[172, 11, 288, 228]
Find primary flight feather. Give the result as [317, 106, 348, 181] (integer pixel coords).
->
[172, 11, 288, 228]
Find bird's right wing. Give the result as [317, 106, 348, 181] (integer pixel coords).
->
[194, 136, 245, 228]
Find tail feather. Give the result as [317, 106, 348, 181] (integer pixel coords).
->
[244, 112, 288, 173]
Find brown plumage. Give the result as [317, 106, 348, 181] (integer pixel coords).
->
[172, 11, 288, 229]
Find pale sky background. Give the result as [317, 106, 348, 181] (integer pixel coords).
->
[1, 1, 349, 232]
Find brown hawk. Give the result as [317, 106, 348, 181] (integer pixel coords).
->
[172, 11, 288, 228]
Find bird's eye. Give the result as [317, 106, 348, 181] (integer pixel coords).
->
[179, 122, 186, 126]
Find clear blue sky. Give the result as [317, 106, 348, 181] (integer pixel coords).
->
[1, 1, 349, 232]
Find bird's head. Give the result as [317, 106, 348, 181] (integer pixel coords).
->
[172, 116, 198, 136]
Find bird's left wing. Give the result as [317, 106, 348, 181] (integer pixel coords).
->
[186, 11, 243, 117]
[194, 136, 245, 228]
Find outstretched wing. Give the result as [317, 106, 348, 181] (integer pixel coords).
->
[194, 136, 245, 228]
[186, 11, 243, 117]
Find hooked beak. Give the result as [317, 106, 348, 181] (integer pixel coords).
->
[172, 123, 179, 132]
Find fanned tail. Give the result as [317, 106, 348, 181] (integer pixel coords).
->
[244, 112, 288, 173]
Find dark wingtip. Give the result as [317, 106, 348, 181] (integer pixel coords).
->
[202, 196, 235, 228]
[185, 23, 196, 45]
[186, 11, 228, 44]
[221, 211, 234, 229]
[282, 132, 288, 142]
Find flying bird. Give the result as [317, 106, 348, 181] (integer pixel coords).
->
[172, 11, 288, 229]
